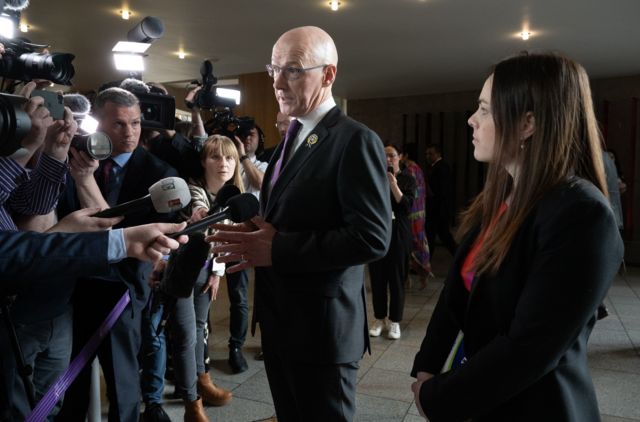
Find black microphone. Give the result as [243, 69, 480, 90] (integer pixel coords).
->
[93, 177, 190, 218]
[169, 193, 259, 238]
[209, 184, 241, 214]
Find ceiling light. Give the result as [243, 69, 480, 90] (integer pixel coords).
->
[0, 14, 15, 38]
[520, 31, 531, 40]
[113, 53, 145, 71]
[121, 10, 131, 20]
[178, 51, 185, 59]
[19, 22, 28, 33]
[329, 1, 340, 11]
[112, 41, 151, 53]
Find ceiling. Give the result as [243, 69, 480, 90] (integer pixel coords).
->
[16, 0, 640, 100]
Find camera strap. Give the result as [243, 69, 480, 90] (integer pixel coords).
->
[24, 291, 131, 422]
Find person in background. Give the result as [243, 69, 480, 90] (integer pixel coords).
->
[400, 144, 432, 288]
[424, 144, 457, 260]
[411, 52, 623, 422]
[166, 135, 238, 421]
[368, 144, 416, 340]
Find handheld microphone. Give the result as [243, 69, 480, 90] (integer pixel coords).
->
[209, 184, 241, 214]
[169, 193, 259, 238]
[92, 177, 190, 218]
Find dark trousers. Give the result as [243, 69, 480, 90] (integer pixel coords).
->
[55, 281, 144, 422]
[425, 215, 457, 258]
[261, 319, 358, 422]
[368, 246, 408, 323]
[226, 269, 248, 350]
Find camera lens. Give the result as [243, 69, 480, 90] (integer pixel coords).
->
[0, 93, 32, 157]
[19, 53, 76, 86]
[71, 132, 112, 160]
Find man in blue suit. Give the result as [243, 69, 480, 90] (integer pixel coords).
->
[211, 26, 391, 422]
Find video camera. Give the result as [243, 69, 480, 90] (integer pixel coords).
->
[119, 78, 175, 131]
[187, 60, 237, 110]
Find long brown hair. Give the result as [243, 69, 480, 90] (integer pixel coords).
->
[457, 52, 607, 275]
[199, 134, 245, 192]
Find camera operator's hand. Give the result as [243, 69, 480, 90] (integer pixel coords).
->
[233, 135, 247, 156]
[69, 147, 99, 181]
[0, 43, 4, 59]
[43, 106, 78, 162]
[46, 207, 123, 233]
[185, 86, 201, 110]
[14, 82, 55, 165]
[123, 222, 188, 263]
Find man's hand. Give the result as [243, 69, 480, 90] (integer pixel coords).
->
[411, 371, 434, 420]
[69, 147, 100, 184]
[43, 106, 78, 161]
[184, 86, 201, 109]
[123, 222, 188, 263]
[233, 135, 247, 156]
[16, 82, 54, 162]
[46, 208, 123, 233]
[208, 216, 275, 273]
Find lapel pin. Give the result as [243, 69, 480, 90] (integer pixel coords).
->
[306, 134, 318, 148]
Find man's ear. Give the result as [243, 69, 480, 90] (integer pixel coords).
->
[521, 111, 535, 140]
[322, 65, 337, 86]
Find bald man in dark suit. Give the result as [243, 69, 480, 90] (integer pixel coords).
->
[211, 26, 391, 422]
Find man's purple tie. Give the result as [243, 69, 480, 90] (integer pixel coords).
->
[270, 119, 301, 187]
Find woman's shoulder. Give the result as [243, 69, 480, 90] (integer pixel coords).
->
[532, 177, 614, 228]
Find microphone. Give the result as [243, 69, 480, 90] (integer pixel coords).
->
[209, 184, 240, 214]
[169, 193, 259, 238]
[93, 177, 190, 218]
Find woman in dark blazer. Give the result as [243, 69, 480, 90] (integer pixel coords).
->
[410, 52, 624, 422]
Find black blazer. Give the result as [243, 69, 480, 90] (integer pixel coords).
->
[412, 177, 623, 422]
[254, 106, 392, 364]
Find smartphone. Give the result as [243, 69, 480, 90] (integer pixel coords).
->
[31, 89, 64, 120]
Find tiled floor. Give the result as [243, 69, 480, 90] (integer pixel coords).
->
[138, 256, 640, 421]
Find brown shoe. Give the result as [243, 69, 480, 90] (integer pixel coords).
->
[197, 372, 232, 406]
[184, 398, 209, 422]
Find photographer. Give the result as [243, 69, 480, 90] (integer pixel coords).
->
[234, 119, 267, 199]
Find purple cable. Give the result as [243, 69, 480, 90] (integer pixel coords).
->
[25, 291, 131, 422]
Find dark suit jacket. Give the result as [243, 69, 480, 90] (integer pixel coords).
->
[411, 177, 624, 422]
[0, 230, 109, 294]
[255, 106, 391, 364]
[426, 158, 454, 222]
[59, 146, 178, 311]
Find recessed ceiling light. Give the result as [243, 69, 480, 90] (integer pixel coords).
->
[121, 10, 131, 20]
[329, 1, 341, 11]
[520, 31, 531, 40]
[178, 51, 186, 59]
[19, 22, 28, 33]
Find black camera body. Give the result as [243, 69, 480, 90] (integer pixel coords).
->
[0, 37, 75, 86]
[0, 93, 30, 156]
[137, 92, 176, 131]
[189, 60, 236, 110]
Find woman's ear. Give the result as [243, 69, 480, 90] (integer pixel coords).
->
[521, 112, 535, 140]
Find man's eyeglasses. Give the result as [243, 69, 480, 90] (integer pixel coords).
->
[266, 64, 327, 81]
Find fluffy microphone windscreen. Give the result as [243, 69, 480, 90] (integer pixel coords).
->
[63, 93, 91, 115]
[149, 177, 191, 213]
[211, 184, 241, 212]
[120, 78, 150, 94]
[226, 193, 259, 223]
[160, 232, 210, 298]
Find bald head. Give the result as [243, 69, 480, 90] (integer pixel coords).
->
[275, 26, 338, 68]
[271, 26, 338, 117]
